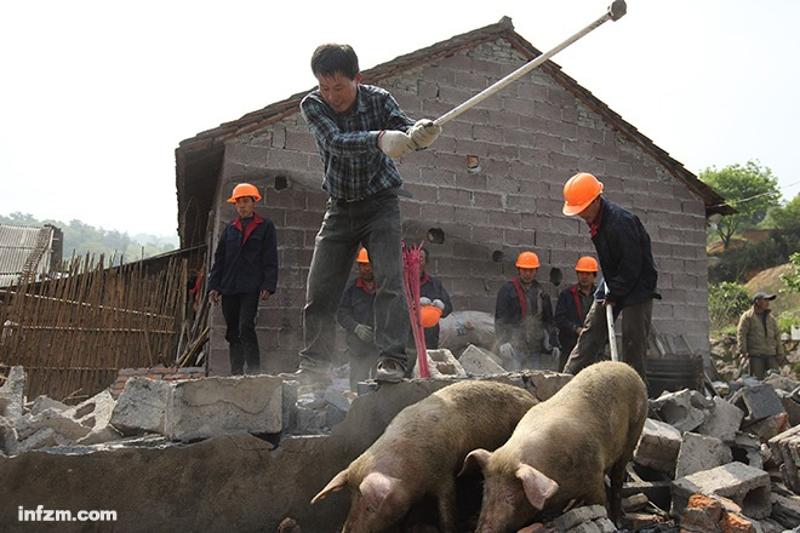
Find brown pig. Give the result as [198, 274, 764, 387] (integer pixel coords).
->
[311, 380, 538, 532]
[462, 361, 647, 532]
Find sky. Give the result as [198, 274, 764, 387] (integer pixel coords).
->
[2, 0, 799, 238]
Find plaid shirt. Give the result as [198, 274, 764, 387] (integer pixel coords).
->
[300, 84, 414, 201]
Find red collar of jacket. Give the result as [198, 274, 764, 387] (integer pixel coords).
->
[232, 213, 264, 245]
[587, 202, 604, 237]
[355, 277, 376, 294]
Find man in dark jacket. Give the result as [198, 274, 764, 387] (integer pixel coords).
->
[208, 182, 278, 375]
[337, 248, 379, 389]
[418, 247, 453, 349]
[495, 251, 559, 370]
[560, 172, 658, 381]
[555, 256, 598, 370]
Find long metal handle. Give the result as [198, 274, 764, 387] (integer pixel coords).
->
[433, 0, 627, 127]
[604, 281, 619, 362]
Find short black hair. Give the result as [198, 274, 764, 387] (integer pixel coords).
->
[311, 44, 359, 79]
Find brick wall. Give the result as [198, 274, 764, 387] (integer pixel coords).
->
[207, 38, 710, 375]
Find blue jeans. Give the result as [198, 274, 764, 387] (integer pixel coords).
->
[299, 188, 409, 372]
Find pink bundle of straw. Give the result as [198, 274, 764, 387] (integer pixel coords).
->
[402, 242, 429, 378]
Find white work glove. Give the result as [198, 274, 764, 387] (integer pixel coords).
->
[408, 119, 442, 150]
[498, 343, 515, 360]
[378, 130, 415, 158]
[432, 299, 445, 310]
[419, 297, 432, 306]
[354, 324, 374, 342]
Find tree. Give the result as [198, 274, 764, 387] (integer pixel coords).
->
[782, 252, 800, 293]
[700, 161, 781, 249]
[763, 193, 800, 231]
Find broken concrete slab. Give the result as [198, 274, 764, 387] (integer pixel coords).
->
[15, 408, 91, 442]
[550, 505, 608, 531]
[763, 374, 799, 393]
[522, 371, 573, 402]
[634, 418, 683, 474]
[696, 396, 745, 443]
[731, 384, 786, 424]
[742, 412, 789, 442]
[65, 390, 116, 430]
[675, 432, 733, 478]
[0, 366, 26, 420]
[649, 389, 707, 432]
[459, 344, 506, 376]
[110, 377, 172, 436]
[0, 417, 17, 455]
[165, 375, 283, 441]
[771, 493, 800, 530]
[776, 389, 800, 427]
[672, 462, 772, 519]
[28, 395, 69, 416]
[413, 349, 467, 379]
[732, 432, 764, 471]
[768, 425, 800, 495]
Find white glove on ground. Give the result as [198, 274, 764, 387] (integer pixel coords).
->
[408, 119, 442, 149]
[378, 130, 415, 158]
[354, 324, 374, 342]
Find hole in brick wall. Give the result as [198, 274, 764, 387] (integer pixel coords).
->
[549, 267, 563, 287]
[466, 155, 481, 174]
[274, 175, 289, 191]
[427, 228, 445, 244]
[492, 250, 504, 262]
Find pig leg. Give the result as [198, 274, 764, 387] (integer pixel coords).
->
[607, 459, 627, 522]
[435, 477, 458, 533]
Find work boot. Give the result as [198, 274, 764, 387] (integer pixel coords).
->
[375, 359, 405, 383]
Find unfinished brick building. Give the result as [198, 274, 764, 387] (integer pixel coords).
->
[175, 17, 730, 375]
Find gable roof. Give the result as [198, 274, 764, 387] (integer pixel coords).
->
[175, 16, 731, 246]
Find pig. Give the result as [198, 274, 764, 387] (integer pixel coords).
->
[311, 380, 538, 532]
[462, 361, 648, 532]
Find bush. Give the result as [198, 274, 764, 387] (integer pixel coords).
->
[777, 310, 800, 334]
[781, 252, 800, 293]
[709, 226, 800, 283]
[709, 282, 751, 331]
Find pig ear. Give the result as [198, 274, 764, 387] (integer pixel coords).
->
[515, 464, 559, 511]
[311, 469, 349, 504]
[458, 448, 491, 477]
[358, 472, 398, 511]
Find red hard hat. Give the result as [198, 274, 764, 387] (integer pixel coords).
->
[227, 183, 263, 204]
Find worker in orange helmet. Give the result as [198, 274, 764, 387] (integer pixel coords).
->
[560, 172, 659, 383]
[208, 182, 278, 375]
[494, 251, 559, 371]
[336, 247, 379, 389]
[555, 256, 599, 370]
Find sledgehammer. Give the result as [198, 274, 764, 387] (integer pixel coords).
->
[433, 0, 627, 127]
[604, 282, 620, 362]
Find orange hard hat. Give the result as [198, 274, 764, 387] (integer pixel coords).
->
[420, 305, 443, 328]
[562, 172, 603, 216]
[575, 256, 599, 273]
[227, 183, 263, 204]
[356, 247, 370, 264]
[515, 251, 540, 269]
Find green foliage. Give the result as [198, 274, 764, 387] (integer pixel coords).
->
[0, 212, 177, 264]
[763, 193, 800, 231]
[776, 309, 800, 334]
[709, 226, 800, 283]
[700, 161, 781, 249]
[782, 252, 800, 293]
[709, 282, 752, 331]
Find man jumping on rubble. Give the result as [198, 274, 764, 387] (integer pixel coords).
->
[560, 172, 659, 383]
[208, 182, 278, 375]
[285, 43, 442, 385]
[494, 250, 560, 371]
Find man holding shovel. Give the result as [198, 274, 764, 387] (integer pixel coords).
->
[287, 44, 441, 385]
[560, 172, 658, 383]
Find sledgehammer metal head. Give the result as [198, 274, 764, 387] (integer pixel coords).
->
[608, 0, 627, 21]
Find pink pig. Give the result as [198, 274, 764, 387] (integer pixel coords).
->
[311, 380, 537, 532]
[462, 361, 647, 532]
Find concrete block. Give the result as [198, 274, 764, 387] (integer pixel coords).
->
[522, 370, 573, 402]
[413, 349, 467, 379]
[110, 377, 172, 435]
[732, 432, 764, 471]
[28, 395, 69, 416]
[770, 493, 800, 531]
[0, 366, 26, 419]
[762, 374, 799, 393]
[675, 432, 733, 478]
[64, 390, 116, 432]
[742, 412, 789, 442]
[166, 375, 283, 441]
[649, 389, 707, 432]
[459, 344, 506, 376]
[731, 384, 786, 423]
[671, 462, 772, 519]
[0, 416, 17, 455]
[776, 389, 800, 426]
[550, 505, 608, 531]
[696, 397, 745, 443]
[15, 408, 91, 442]
[768, 425, 800, 494]
[634, 418, 683, 474]
[15, 427, 59, 453]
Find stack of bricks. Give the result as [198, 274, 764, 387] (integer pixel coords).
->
[110, 366, 205, 398]
[769, 425, 800, 493]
